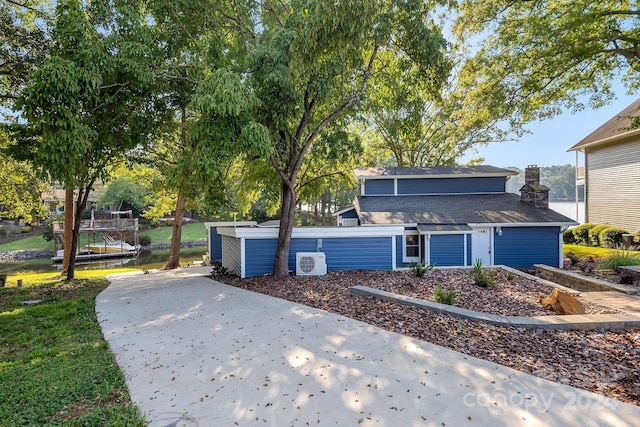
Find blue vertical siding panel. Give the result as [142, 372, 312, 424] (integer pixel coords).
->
[396, 235, 410, 268]
[397, 177, 505, 195]
[494, 227, 561, 268]
[364, 179, 394, 195]
[245, 239, 278, 277]
[322, 237, 392, 270]
[210, 227, 223, 260]
[430, 234, 465, 266]
[243, 236, 396, 277]
[466, 234, 472, 266]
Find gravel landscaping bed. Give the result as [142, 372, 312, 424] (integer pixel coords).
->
[220, 269, 640, 406]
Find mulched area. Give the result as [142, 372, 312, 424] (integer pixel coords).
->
[219, 269, 640, 406]
[563, 255, 640, 292]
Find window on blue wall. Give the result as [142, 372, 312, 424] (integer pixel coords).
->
[403, 232, 420, 263]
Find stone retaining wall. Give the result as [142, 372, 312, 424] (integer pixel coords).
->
[534, 264, 637, 294]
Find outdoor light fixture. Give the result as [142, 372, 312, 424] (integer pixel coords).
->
[496, 227, 502, 236]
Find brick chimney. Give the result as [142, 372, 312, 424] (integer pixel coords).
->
[520, 165, 549, 208]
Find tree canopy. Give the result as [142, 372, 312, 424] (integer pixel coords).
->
[454, 1, 640, 129]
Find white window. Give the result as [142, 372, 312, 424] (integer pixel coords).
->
[403, 231, 421, 263]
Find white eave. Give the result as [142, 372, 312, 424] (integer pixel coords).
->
[568, 128, 640, 152]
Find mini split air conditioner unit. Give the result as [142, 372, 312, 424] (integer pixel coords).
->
[296, 252, 327, 276]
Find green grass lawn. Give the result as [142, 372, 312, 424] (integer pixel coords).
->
[0, 273, 146, 426]
[140, 222, 206, 243]
[0, 222, 206, 252]
[563, 244, 640, 258]
[0, 234, 55, 252]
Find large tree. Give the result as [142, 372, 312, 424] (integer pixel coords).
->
[15, 0, 165, 279]
[453, 1, 640, 129]
[240, 0, 450, 276]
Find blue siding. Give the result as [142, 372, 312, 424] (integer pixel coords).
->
[397, 177, 505, 195]
[210, 227, 223, 260]
[244, 236, 394, 277]
[494, 227, 561, 268]
[396, 235, 409, 268]
[364, 179, 394, 195]
[430, 234, 465, 266]
[466, 234, 472, 266]
[245, 239, 278, 277]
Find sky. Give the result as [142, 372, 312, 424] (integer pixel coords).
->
[459, 89, 639, 170]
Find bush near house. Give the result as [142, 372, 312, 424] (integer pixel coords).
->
[571, 223, 597, 245]
[635, 230, 640, 244]
[599, 227, 629, 248]
[588, 224, 610, 247]
[563, 228, 576, 244]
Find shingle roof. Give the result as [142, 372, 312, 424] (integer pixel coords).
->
[354, 166, 518, 178]
[355, 194, 575, 225]
[568, 98, 640, 151]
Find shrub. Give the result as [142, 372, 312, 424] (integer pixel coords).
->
[588, 224, 610, 247]
[138, 235, 152, 247]
[0, 226, 5, 236]
[599, 249, 640, 271]
[210, 262, 232, 277]
[634, 230, 640, 244]
[571, 223, 597, 245]
[432, 283, 457, 305]
[599, 226, 629, 248]
[563, 229, 576, 244]
[473, 259, 495, 287]
[20, 226, 32, 233]
[409, 261, 434, 277]
[566, 252, 580, 266]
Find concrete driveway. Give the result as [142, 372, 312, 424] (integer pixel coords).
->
[96, 268, 640, 426]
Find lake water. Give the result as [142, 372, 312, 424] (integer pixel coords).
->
[0, 247, 207, 276]
[549, 201, 585, 224]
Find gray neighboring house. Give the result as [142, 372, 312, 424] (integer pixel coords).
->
[568, 99, 640, 233]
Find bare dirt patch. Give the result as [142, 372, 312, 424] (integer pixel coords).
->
[219, 269, 640, 406]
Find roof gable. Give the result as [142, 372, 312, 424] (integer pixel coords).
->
[569, 98, 640, 151]
[354, 165, 518, 179]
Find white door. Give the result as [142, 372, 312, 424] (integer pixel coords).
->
[471, 228, 492, 265]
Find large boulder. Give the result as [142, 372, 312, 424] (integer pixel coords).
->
[540, 289, 585, 315]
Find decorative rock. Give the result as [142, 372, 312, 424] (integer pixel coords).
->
[539, 289, 585, 315]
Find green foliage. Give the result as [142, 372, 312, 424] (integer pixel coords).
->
[454, 1, 640, 133]
[598, 250, 640, 271]
[571, 223, 597, 246]
[599, 226, 629, 249]
[473, 259, 495, 287]
[563, 228, 576, 244]
[588, 224, 611, 247]
[409, 261, 434, 278]
[0, 278, 145, 425]
[635, 230, 640, 244]
[432, 283, 458, 305]
[566, 252, 581, 266]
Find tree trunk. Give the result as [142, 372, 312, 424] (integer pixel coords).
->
[164, 191, 186, 269]
[273, 182, 296, 277]
[60, 188, 74, 277]
[66, 186, 91, 280]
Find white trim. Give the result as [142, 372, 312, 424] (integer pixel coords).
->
[361, 179, 366, 196]
[217, 225, 406, 239]
[332, 206, 355, 216]
[394, 178, 398, 196]
[425, 234, 431, 265]
[559, 230, 564, 268]
[402, 230, 421, 263]
[568, 128, 640, 152]
[463, 235, 468, 266]
[240, 238, 246, 278]
[204, 221, 257, 229]
[360, 191, 509, 197]
[355, 172, 517, 180]
[419, 230, 474, 235]
[466, 222, 577, 228]
[391, 236, 397, 270]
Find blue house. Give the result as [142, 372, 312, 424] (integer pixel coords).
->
[211, 165, 576, 278]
